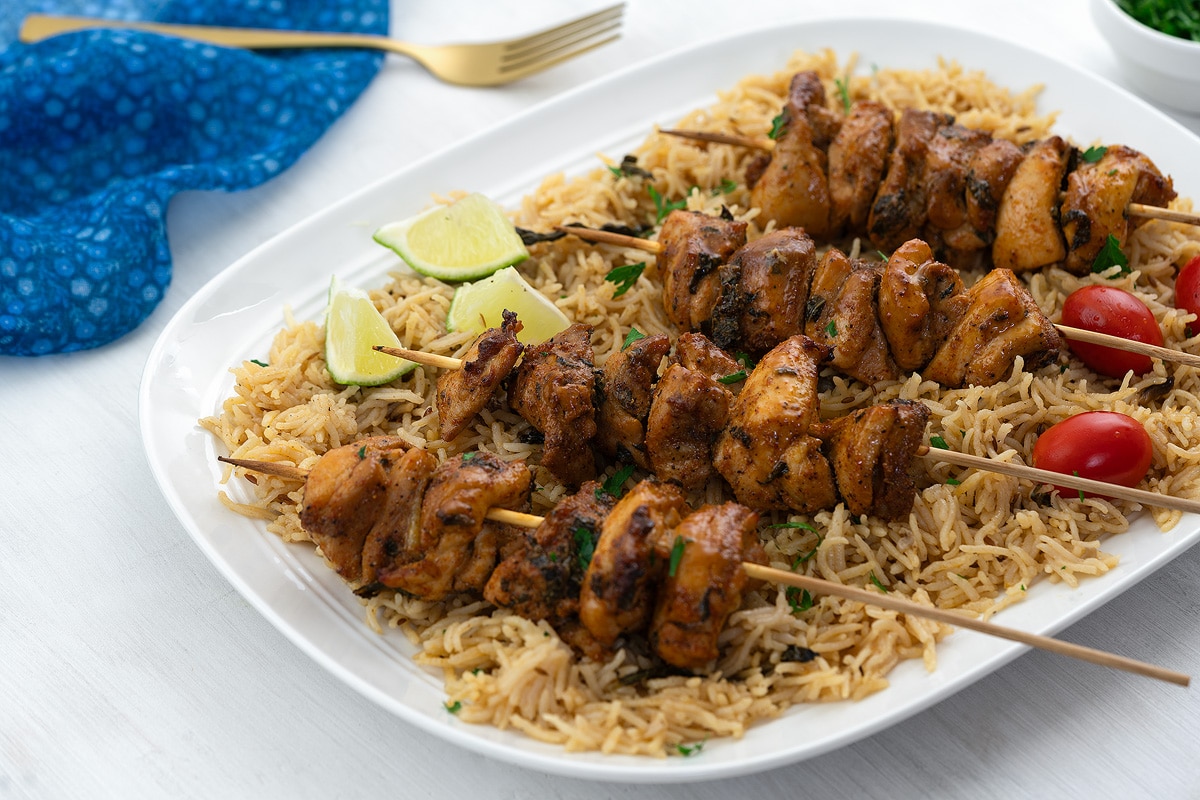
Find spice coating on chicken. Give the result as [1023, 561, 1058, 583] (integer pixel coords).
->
[484, 481, 615, 623]
[436, 310, 523, 442]
[713, 335, 838, 512]
[644, 363, 732, 493]
[658, 210, 748, 335]
[595, 333, 671, 469]
[750, 71, 841, 239]
[964, 138, 1023, 241]
[992, 136, 1071, 272]
[649, 502, 766, 670]
[922, 123, 995, 264]
[804, 249, 902, 385]
[828, 100, 894, 236]
[672, 332, 744, 386]
[299, 436, 410, 583]
[877, 239, 968, 372]
[922, 268, 1062, 387]
[579, 480, 688, 646]
[509, 323, 598, 486]
[868, 109, 955, 252]
[1061, 144, 1177, 274]
[813, 400, 931, 520]
[718, 227, 820, 355]
[358, 446, 440, 594]
[377, 452, 531, 600]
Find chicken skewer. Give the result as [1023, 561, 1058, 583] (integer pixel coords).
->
[215, 450, 1190, 686]
[559, 224, 1200, 371]
[368, 342, 1200, 515]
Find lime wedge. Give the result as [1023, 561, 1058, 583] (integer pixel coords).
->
[324, 275, 417, 386]
[447, 267, 571, 345]
[373, 193, 529, 282]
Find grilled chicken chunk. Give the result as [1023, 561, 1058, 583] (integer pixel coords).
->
[596, 333, 671, 468]
[509, 323, 598, 486]
[964, 138, 1023, 240]
[579, 480, 688, 646]
[828, 100, 894, 235]
[436, 310, 523, 441]
[377, 452, 531, 600]
[813, 400, 930, 520]
[804, 249, 902, 385]
[672, 331, 744, 386]
[922, 268, 1062, 387]
[992, 136, 1071, 272]
[716, 227, 820, 354]
[644, 362, 733, 492]
[877, 239, 969, 372]
[713, 335, 838, 512]
[299, 436, 411, 583]
[658, 209, 748, 335]
[868, 109, 955, 252]
[1061, 144, 1177, 274]
[922, 123, 995, 263]
[649, 502, 766, 670]
[359, 447, 440, 593]
[485, 481, 615, 623]
[750, 71, 841, 239]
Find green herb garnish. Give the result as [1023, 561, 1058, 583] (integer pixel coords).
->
[668, 536, 688, 577]
[461, 451, 476, 461]
[792, 536, 825, 568]
[599, 463, 637, 498]
[767, 113, 786, 140]
[713, 178, 738, 195]
[929, 435, 949, 450]
[946, 477, 962, 486]
[1117, 0, 1200, 41]
[648, 185, 688, 223]
[834, 76, 851, 114]
[1091, 234, 1130, 275]
[444, 700, 462, 714]
[574, 526, 598, 572]
[869, 572, 890, 593]
[250, 359, 268, 367]
[717, 370, 747, 384]
[357, 445, 367, 460]
[676, 739, 707, 757]
[605, 262, 647, 297]
[769, 520, 817, 531]
[786, 586, 814, 614]
[824, 320, 838, 337]
[622, 327, 646, 350]
[1074, 470, 1086, 501]
[1081, 145, 1108, 163]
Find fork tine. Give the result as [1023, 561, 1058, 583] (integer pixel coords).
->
[498, 31, 622, 80]
[502, 18, 622, 70]
[502, 3, 624, 58]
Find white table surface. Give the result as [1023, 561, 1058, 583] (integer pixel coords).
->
[4, 1, 1200, 797]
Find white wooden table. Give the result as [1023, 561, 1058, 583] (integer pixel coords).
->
[4, 1, 1199, 796]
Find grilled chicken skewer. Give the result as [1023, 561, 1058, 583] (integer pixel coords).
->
[216, 449, 1190, 686]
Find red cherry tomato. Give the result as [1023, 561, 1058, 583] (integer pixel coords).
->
[1061, 285, 1163, 378]
[1174, 254, 1200, 321]
[1031, 411, 1153, 498]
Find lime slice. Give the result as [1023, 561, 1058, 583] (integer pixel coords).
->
[324, 275, 417, 386]
[373, 193, 529, 281]
[447, 267, 571, 345]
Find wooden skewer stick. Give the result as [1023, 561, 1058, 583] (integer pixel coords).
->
[556, 226, 1200, 369]
[658, 129, 1200, 229]
[215, 453, 1189, 686]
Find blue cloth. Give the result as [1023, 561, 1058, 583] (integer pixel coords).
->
[0, 1, 388, 355]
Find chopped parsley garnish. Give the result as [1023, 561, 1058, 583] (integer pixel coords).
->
[1117, 0, 1200, 41]
[786, 586, 814, 614]
[791, 536, 824, 569]
[668, 535, 688, 577]
[929, 435, 949, 450]
[1073, 470, 1086, 501]
[444, 700, 462, 714]
[946, 477, 962, 486]
[250, 359, 268, 367]
[1091, 234, 1130, 275]
[767, 112, 786, 140]
[717, 370, 747, 384]
[824, 319, 838, 337]
[605, 262, 646, 297]
[876, 250, 889, 261]
[713, 178, 738, 195]
[676, 739, 707, 757]
[648, 185, 688, 223]
[1080, 144, 1108, 163]
[869, 572, 890, 593]
[574, 526, 598, 572]
[598, 463, 637, 499]
[461, 451, 476, 461]
[834, 76, 851, 113]
[357, 445, 367, 460]
[622, 327, 646, 350]
[735, 351, 756, 369]
[769, 520, 817, 532]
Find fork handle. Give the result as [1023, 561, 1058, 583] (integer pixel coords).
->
[18, 14, 424, 58]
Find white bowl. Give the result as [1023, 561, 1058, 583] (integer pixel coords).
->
[1091, 0, 1200, 113]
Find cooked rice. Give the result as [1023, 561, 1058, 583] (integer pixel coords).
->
[200, 50, 1200, 756]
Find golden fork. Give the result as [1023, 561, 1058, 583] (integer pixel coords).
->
[19, 4, 624, 87]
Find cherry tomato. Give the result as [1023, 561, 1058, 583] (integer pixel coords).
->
[1174, 254, 1200, 321]
[1031, 411, 1153, 498]
[1061, 285, 1163, 378]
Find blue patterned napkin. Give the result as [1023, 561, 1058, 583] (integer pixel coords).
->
[0, 1, 388, 356]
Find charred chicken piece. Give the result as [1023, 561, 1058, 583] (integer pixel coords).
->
[436, 310, 524, 442]
[649, 502, 766, 670]
[749, 71, 842, 239]
[579, 480, 688, 646]
[509, 323, 598, 487]
[484, 481, 615, 623]
[595, 333, 672, 469]
[1061, 144, 1177, 274]
[644, 363, 733, 493]
[358, 447, 440, 594]
[964, 138, 1024, 242]
[299, 436, 411, 583]
[812, 400, 931, 520]
[828, 100, 895, 236]
[658, 209, 748, 335]
[922, 268, 1062, 387]
[672, 331, 744, 386]
[922, 123, 995, 265]
[992, 136, 1071, 272]
[868, 109, 955, 252]
[377, 452, 531, 600]
[713, 335, 838, 513]
[877, 239, 969, 372]
[804, 248, 902, 385]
